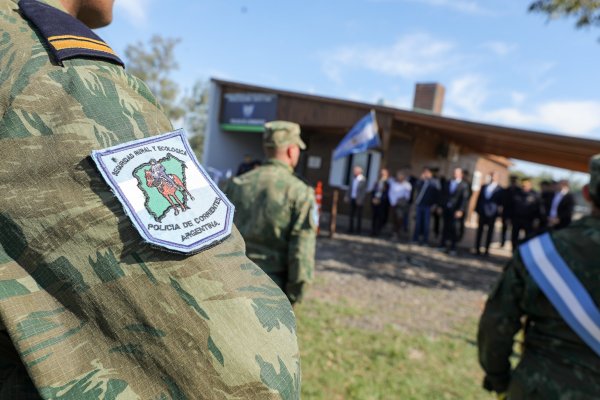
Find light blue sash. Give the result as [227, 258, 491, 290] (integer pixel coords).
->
[520, 233, 600, 357]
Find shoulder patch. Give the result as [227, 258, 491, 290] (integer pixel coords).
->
[19, 0, 124, 67]
[91, 129, 235, 254]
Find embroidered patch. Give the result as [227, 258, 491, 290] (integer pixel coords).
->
[92, 130, 234, 253]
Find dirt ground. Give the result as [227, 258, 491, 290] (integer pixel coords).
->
[306, 232, 507, 335]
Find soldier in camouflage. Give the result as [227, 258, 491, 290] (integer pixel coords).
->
[224, 121, 317, 305]
[478, 154, 600, 399]
[0, 0, 300, 398]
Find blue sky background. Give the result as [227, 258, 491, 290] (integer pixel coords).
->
[98, 0, 600, 178]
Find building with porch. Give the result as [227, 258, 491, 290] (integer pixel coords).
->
[203, 78, 600, 225]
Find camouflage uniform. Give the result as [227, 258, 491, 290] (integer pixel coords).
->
[224, 122, 316, 304]
[478, 156, 600, 399]
[0, 1, 300, 398]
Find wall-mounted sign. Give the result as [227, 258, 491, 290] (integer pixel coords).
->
[221, 93, 278, 132]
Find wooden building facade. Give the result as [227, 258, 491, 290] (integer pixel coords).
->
[203, 78, 600, 223]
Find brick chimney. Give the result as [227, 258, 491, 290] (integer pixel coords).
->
[413, 83, 445, 114]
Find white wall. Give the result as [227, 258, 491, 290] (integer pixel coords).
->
[203, 82, 264, 176]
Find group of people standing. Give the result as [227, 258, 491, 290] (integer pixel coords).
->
[478, 175, 574, 255]
[346, 165, 576, 255]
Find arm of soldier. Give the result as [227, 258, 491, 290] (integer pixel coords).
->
[477, 253, 526, 393]
[286, 187, 317, 304]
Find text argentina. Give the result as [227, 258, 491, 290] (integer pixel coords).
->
[181, 221, 220, 242]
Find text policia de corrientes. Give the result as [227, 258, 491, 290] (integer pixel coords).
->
[147, 197, 223, 242]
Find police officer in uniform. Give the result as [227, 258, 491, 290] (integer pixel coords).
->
[478, 154, 600, 399]
[224, 121, 317, 305]
[0, 1, 300, 398]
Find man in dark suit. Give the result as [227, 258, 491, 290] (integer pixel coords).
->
[547, 179, 575, 230]
[439, 167, 470, 255]
[412, 167, 440, 245]
[500, 175, 520, 248]
[474, 172, 503, 256]
[539, 180, 556, 230]
[370, 168, 390, 236]
[457, 170, 473, 241]
[511, 178, 545, 250]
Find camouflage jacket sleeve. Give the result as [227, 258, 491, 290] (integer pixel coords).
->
[0, 1, 301, 398]
[286, 185, 317, 303]
[477, 253, 525, 393]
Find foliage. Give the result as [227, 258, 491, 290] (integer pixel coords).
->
[529, 0, 600, 29]
[188, 134, 205, 162]
[124, 36, 210, 160]
[183, 80, 210, 161]
[124, 36, 184, 121]
[510, 169, 584, 191]
[296, 300, 494, 400]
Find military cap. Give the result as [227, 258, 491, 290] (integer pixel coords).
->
[263, 121, 306, 150]
[589, 153, 600, 199]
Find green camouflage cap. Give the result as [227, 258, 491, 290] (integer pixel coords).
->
[263, 121, 306, 150]
[589, 153, 600, 199]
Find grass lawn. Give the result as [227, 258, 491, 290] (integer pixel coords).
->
[295, 299, 495, 400]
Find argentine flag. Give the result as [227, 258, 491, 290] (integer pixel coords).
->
[333, 110, 381, 160]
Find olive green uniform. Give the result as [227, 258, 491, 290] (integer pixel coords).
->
[224, 158, 316, 304]
[478, 216, 600, 399]
[0, 1, 300, 398]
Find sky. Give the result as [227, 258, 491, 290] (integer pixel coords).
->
[97, 0, 600, 179]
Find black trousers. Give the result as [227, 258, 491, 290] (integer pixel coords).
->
[440, 209, 460, 250]
[349, 199, 363, 233]
[501, 217, 511, 247]
[433, 211, 441, 238]
[371, 202, 389, 235]
[476, 216, 496, 253]
[511, 219, 534, 251]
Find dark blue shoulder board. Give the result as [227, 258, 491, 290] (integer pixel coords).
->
[19, 0, 124, 67]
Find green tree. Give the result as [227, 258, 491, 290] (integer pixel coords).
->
[529, 0, 600, 28]
[124, 35, 184, 121]
[182, 80, 210, 161]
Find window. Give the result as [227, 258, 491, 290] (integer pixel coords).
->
[329, 150, 382, 190]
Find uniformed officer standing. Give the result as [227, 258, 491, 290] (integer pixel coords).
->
[224, 121, 317, 305]
[0, 1, 300, 398]
[478, 155, 600, 399]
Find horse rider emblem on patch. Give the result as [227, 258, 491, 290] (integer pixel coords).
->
[92, 129, 234, 253]
[135, 155, 193, 222]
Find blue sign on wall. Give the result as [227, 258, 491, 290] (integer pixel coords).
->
[221, 93, 278, 131]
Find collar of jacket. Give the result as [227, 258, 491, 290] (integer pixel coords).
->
[265, 158, 294, 173]
[18, 0, 124, 67]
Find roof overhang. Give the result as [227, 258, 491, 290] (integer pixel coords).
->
[212, 78, 600, 172]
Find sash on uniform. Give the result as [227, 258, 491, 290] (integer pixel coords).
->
[520, 233, 600, 357]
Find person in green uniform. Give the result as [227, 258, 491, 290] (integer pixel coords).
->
[224, 121, 317, 305]
[0, 1, 300, 398]
[478, 154, 600, 399]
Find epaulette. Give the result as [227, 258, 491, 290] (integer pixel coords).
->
[19, 0, 124, 67]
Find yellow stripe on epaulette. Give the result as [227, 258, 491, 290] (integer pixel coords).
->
[48, 35, 110, 46]
[48, 35, 117, 56]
